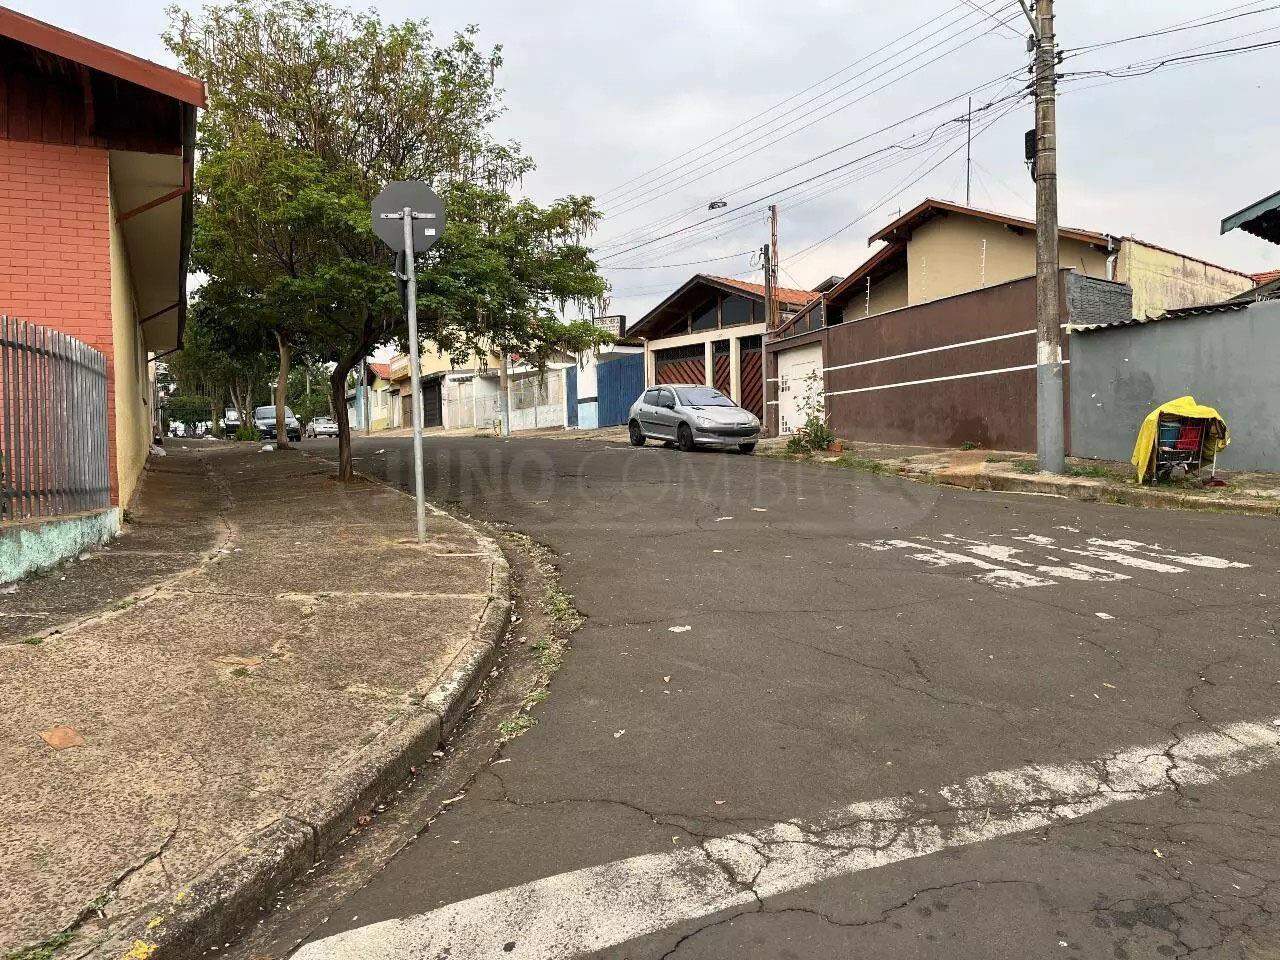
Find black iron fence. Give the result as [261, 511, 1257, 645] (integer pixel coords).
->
[1, 316, 111, 521]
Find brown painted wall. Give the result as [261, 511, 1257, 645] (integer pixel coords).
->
[822, 274, 1069, 452]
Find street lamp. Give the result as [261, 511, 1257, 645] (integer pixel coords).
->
[707, 200, 727, 210]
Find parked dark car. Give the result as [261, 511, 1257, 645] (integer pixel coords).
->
[253, 405, 302, 442]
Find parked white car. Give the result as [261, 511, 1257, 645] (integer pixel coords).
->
[307, 416, 339, 438]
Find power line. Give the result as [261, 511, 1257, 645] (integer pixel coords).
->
[594, 0, 1004, 204]
[604, 250, 757, 271]
[594, 68, 1026, 254]
[1062, 2, 1280, 56]
[959, 0, 1025, 38]
[1061, 35, 1280, 80]
[598, 86, 1026, 263]
[600, 4, 1023, 221]
[604, 109, 999, 268]
[789, 96, 1021, 264]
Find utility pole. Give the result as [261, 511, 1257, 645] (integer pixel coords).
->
[965, 96, 973, 206]
[1025, 0, 1064, 473]
[769, 204, 780, 319]
[761, 208, 777, 437]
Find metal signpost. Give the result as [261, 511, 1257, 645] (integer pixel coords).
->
[372, 181, 445, 543]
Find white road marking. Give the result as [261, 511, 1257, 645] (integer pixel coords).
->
[864, 531, 1250, 589]
[1088, 538, 1251, 570]
[295, 719, 1280, 960]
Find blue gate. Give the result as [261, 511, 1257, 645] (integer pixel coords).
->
[565, 365, 578, 428]
[597, 353, 645, 427]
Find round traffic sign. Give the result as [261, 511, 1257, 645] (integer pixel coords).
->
[372, 181, 445, 253]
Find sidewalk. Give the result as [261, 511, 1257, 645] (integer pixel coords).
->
[761, 438, 1280, 518]
[0, 442, 509, 959]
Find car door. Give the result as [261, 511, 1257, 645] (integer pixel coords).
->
[651, 387, 680, 439]
[636, 389, 664, 437]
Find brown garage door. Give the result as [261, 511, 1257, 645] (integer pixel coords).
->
[654, 344, 705, 386]
[712, 340, 731, 396]
[740, 335, 763, 418]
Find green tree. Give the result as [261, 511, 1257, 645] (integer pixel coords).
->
[166, 393, 213, 436]
[168, 285, 276, 434]
[166, 0, 609, 480]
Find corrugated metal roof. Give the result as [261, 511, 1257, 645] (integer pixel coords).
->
[1072, 299, 1252, 333]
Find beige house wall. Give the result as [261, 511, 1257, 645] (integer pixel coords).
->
[858, 268, 909, 319]
[904, 214, 1109, 305]
[1115, 240, 1254, 319]
[107, 187, 152, 508]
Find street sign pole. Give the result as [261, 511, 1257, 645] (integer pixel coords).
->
[373, 181, 445, 544]
[401, 206, 428, 543]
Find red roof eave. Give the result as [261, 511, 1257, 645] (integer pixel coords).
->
[0, 5, 206, 107]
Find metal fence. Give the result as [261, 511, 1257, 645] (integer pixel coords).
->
[1, 316, 111, 522]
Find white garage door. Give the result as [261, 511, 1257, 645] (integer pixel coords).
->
[776, 342, 824, 436]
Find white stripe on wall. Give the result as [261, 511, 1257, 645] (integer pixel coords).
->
[826, 359, 1069, 398]
[824, 328, 1036, 373]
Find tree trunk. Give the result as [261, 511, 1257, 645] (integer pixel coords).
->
[330, 366, 353, 481]
[331, 312, 376, 482]
[274, 330, 292, 449]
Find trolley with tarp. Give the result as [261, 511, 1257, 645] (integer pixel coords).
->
[1131, 396, 1230, 485]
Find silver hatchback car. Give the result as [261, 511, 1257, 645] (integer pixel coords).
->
[628, 384, 761, 453]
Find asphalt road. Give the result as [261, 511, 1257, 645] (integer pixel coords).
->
[294, 432, 1279, 959]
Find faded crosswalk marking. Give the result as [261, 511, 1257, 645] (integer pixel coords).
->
[861, 533, 1249, 589]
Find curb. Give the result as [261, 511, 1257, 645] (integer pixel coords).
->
[94, 454, 512, 960]
[924, 468, 1280, 519]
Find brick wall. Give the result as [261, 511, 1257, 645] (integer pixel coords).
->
[0, 138, 121, 502]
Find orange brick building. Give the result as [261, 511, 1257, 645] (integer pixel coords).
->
[0, 7, 204, 505]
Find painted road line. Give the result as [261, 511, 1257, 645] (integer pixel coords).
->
[294, 720, 1280, 960]
[865, 532, 1251, 589]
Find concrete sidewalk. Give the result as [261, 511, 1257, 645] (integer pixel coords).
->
[762, 437, 1280, 517]
[0, 442, 509, 959]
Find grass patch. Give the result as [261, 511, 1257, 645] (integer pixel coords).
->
[1013, 460, 1039, 474]
[837, 455, 886, 474]
[5, 932, 75, 960]
[541, 584, 582, 629]
[497, 715, 536, 740]
[959, 441, 978, 451]
[1066, 464, 1120, 480]
[21, 636, 42, 646]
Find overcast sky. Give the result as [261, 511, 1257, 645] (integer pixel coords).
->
[19, 0, 1279, 326]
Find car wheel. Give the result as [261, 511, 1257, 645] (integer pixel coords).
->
[628, 420, 646, 447]
[677, 423, 695, 452]
[738, 443, 756, 455]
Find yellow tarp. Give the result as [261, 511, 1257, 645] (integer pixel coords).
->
[1131, 396, 1229, 483]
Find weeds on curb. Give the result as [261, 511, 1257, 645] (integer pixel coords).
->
[493, 530, 584, 743]
[4, 931, 75, 960]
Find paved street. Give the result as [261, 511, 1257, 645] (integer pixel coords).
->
[294, 432, 1280, 959]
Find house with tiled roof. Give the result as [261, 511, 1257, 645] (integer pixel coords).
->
[0, 7, 204, 509]
[625, 274, 820, 420]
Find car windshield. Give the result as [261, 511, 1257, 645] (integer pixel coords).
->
[254, 406, 295, 418]
[675, 387, 735, 408]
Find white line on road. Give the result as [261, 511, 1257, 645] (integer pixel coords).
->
[295, 720, 1280, 960]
